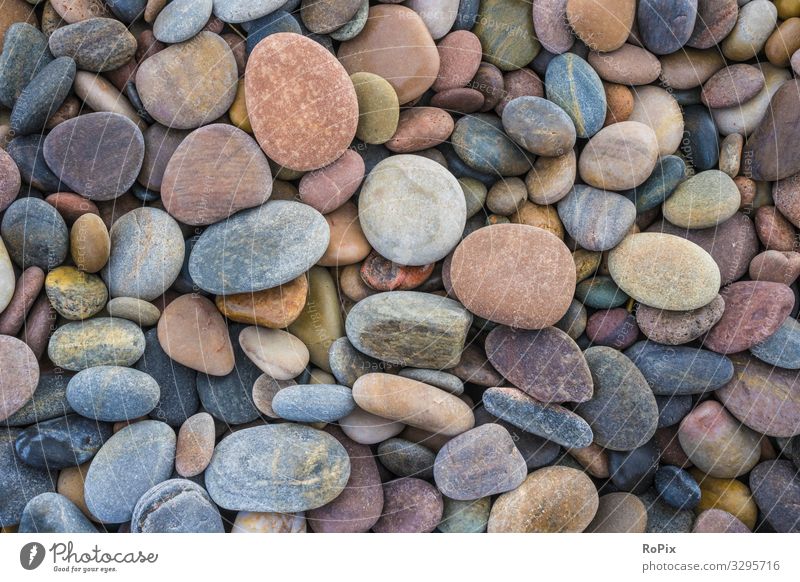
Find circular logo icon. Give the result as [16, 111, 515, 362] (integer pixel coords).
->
[20, 542, 46, 570]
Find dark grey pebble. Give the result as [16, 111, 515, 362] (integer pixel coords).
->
[608, 440, 660, 494]
[474, 405, 561, 470]
[654, 465, 701, 511]
[4, 372, 73, 427]
[131, 479, 224, 533]
[247, 10, 301, 54]
[639, 488, 694, 533]
[328, 336, 390, 388]
[637, 0, 698, 55]
[48, 18, 136, 73]
[750, 317, 800, 370]
[106, 0, 147, 23]
[398, 368, 464, 395]
[154, 0, 213, 44]
[14, 414, 112, 470]
[10, 57, 75, 136]
[453, 0, 480, 31]
[6, 134, 63, 192]
[656, 395, 693, 428]
[623, 155, 686, 213]
[681, 105, 719, 171]
[377, 438, 436, 480]
[0, 23, 52, 109]
[18, 493, 97, 533]
[1, 429, 55, 528]
[0, 196, 68, 270]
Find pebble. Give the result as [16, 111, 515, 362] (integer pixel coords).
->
[488, 466, 599, 532]
[437, 496, 491, 533]
[434, 424, 526, 500]
[206, 424, 350, 512]
[588, 44, 662, 85]
[533, 0, 573, 54]
[640, 488, 695, 533]
[719, 133, 744, 177]
[579, 121, 659, 191]
[339, 406, 405, 446]
[485, 325, 592, 403]
[473, 0, 539, 70]
[1, 429, 54, 528]
[328, 337, 388, 388]
[702, 64, 765, 109]
[586, 492, 648, 533]
[195, 324, 262, 424]
[0, 266, 43, 336]
[138, 124, 189, 192]
[749, 250, 800, 286]
[471, 62, 505, 111]
[627, 86, 684, 157]
[654, 465, 701, 511]
[353, 373, 474, 436]
[0, 23, 52, 109]
[750, 317, 800, 369]
[66, 366, 160, 422]
[575, 275, 629, 309]
[153, 0, 212, 43]
[475, 407, 561, 470]
[84, 420, 175, 523]
[0, 149, 20, 212]
[386, 107, 454, 153]
[213, 0, 284, 23]
[607, 441, 660, 494]
[298, 149, 364, 214]
[216, 275, 307, 330]
[712, 64, 791, 137]
[755, 206, 797, 251]
[105, 297, 160, 327]
[397, 369, 463, 395]
[660, 48, 725, 90]
[483, 386, 593, 449]
[345, 291, 471, 369]
[47, 317, 145, 371]
[716, 353, 800, 438]
[722, 0, 777, 61]
[135, 31, 238, 130]
[451, 113, 531, 177]
[693, 469, 757, 530]
[377, 438, 436, 480]
[703, 281, 793, 354]
[502, 96, 576, 157]
[749, 460, 800, 533]
[330, 0, 368, 42]
[450, 224, 575, 329]
[744, 79, 800, 182]
[657, 395, 693, 428]
[18, 493, 97, 533]
[232, 512, 306, 533]
[161, 124, 272, 226]
[678, 400, 761, 478]
[682, 105, 720, 171]
[247, 33, 357, 171]
[45, 266, 107, 320]
[766, 18, 800, 66]
[350, 72, 399, 145]
[318, 202, 372, 267]
[638, 0, 697, 54]
[689, 0, 738, 49]
[360, 251, 435, 291]
[608, 233, 721, 311]
[433, 30, 482, 92]
[43, 112, 144, 201]
[558, 186, 636, 251]
[545, 53, 606, 139]
[131, 479, 223, 533]
[157, 294, 234, 376]
[575, 346, 658, 451]
[70, 213, 110, 274]
[272, 384, 354, 423]
[624, 156, 686, 213]
[585, 308, 638, 349]
[372, 478, 442, 533]
[14, 414, 111, 469]
[0, 336, 39, 423]
[48, 18, 135, 72]
[6, 134, 63, 192]
[175, 412, 215, 478]
[692, 509, 751, 533]
[51, 0, 112, 23]
[604, 82, 634, 126]
[624, 341, 734, 395]
[106, 0, 146, 23]
[10, 56, 74, 137]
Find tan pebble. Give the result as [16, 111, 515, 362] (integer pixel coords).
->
[232, 511, 306, 533]
[239, 326, 309, 380]
[70, 213, 110, 273]
[318, 202, 372, 267]
[175, 412, 215, 478]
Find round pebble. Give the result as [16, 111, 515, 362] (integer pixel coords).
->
[45, 266, 107, 320]
[66, 366, 159, 422]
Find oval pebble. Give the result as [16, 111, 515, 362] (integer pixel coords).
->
[545, 53, 606, 139]
[66, 366, 160, 422]
[14, 414, 111, 470]
[750, 317, 800, 370]
[45, 266, 107, 320]
[48, 318, 145, 371]
[153, 0, 212, 43]
[749, 460, 800, 533]
[272, 384, 355, 423]
[1, 197, 68, 270]
[579, 121, 659, 191]
[637, 0, 697, 55]
[48, 18, 136, 72]
[558, 185, 637, 251]
[175, 412, 215, 478]
[131, 478, 223, 533]
[625, 341, 734, 395]
[502, 96, 576, 157]
[373, 477, 442, 533]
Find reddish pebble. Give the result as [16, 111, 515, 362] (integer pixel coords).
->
[433, 30, 483, 92]
[372, 478, 443, 533]
[19, 294, 56, 360]
[385, 107, 454, 153]
[692, 509, 751, 533]
[45, 193, 100, 225]
[360, 251, 435, 291]
[430, 88, 485, 114]
[754, 206, 798, 252]
[0, 147, 21, 212]
[585, 308, 639, 350]
[299, 149, 365, 214]
[0, 267, 45, 336]
[495, 68, 544, 115]
[749, 250, 800, 285]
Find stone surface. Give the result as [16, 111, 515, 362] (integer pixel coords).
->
[339, 407, 405, 445]
[43, 112, 144, 201]
[533, 0, 574, 54]
[288, 267, 344, 372]
[70, 213, 110, 274]
[721, 0, 777, 61]
[664, 170, 739, 229]
[372, 478, 442, 533]
[247, 33, 357, 171]
[433, 30, 482, 92]
[48, 318, 145, 371]
[161, 124, 272, 226]
[502, 96, 575, 157]
[45, 266, 107, 320]
[1, 196, 68, 270]
[689, 0, 738, 49]
[450, 224, 575, 329]
[638, 0, 698, 55]
[1, 429, 55, 528]
[693, 469, 757, 530]
[66, 366, 160, 422]
[588, 44, 662, 85]
[579, 121, 659, 191]
[575, 347, 659, 451]
[488, 466, 599, 532]
[0, 266, 43, 336]
[0, 23, 51, 110]
[654, 465, 701, 511]
[608, 441, 660, 494]
[205, 424, 350, 512]
[0, 336, 39, 422]
[558, 186, 636, 251]
[135, 31, 238, 130]
[138, 124, 189, 192]
[213, 0, 284, 23]
[299, 149, 364, 214]
[48, 18, 135, 72]
[585, 308, 638, 350]
[189, 201, 329, 295]
[437, 496, 491, 533]
[624, 155, 686, 213]
[692, 509, 751, 533]
[106, 297, 160, 327]
[353, 373, 474, 436]
[545, 53, 606, 138]
[345, 291, 471, 369]
[451, 113, 531, 177]
[702, 64, 764, 109]
[84, 420, 175, 523]
[608, 233, 721, 311]
[131, 478, 223, 533]
[625, 342, 733, 395]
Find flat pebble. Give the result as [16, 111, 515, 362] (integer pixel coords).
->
[48, 18, 135, 72]
[566, 0, 635, 52]
[350, 72, 399, 145]
[153, 0, 212, 43]
[638, 0, 697, 54]
[608, 441, 660, 494]
[48, 317, 145, 371]
[10, 57, 75, 136]
[175, 412, 215, 478]
[625, 341, 734, 395]
[0, 23, 52, 109]
[298, 149, 364, 214]
[131, 479, 223, 533]
[579, 121, 659, 191]
[689, 0, 738, 49]
[692, 509, 751, 533]
[213, 0, 284, 23]
[377, 438, 436, 480]
[1, 429, 55, 528]
[18, 493, 96, 533]
[721, 0, 777, 61]
[272, 384, 355, 423]
[67, 366, 160, 422]
[749, 460, 800, 533]
[437, 496, 491, 533]
[0, 333, 39, 424]
[545, 53, 606, 139]
[588, 44, 661, 85]
[750, 317, 800, 369]
[586, 492, 648, 533]
[743, 79, 800, 182]
[558, 185, 636, 251]
[585, 308, 638, 349]
[502, 96, 575, 157]
[216, 275, 308, 330]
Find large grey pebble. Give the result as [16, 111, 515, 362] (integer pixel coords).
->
[131, 479, 223, 533]
[66, 366, 160, 422]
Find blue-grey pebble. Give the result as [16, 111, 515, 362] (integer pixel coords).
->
[439, 142, 495, 187]
[558, 185, 637, 251]
[0, 196, 68, 270]
[501, 96, 576, 157]
[271, 384, 355, 423]
[213, 0, 286, 23]
[1, 429, 55, 528]
[656, 395, 693, 428]
[135, 328, 199, 427]
[437, 496, 490, 533]
[398, 368, 464, 395]
[575, 276, 629, 309]
[0, 23, 52, 109]
[84, 420, 176, 524]
[328, 336, 390, 388]
[639, 489, 694, 533]
[48, 318, 146, 371]
[4, 372, 73, 427]
[624, 341, 734, 395]
[545, 53, 606, 139]
[205, 423, 350, 512]
[246, 10, 301, 54]
[353, 140, 393, 176]
[608, 440, 660, 494]
[330, 0, 368, 42]
[66, 366, 160, 422]
[48, 18, 136, 73]
[654, 465, 701, 510]
[106, 0, 147, 23]
[189, 200, 329, 295]
[474, 405, 561, 470]
[638, 0, 698, 55]
[14, 414, 112, 470]
[10, 56, 75, 136]
[172, 235, 204, 294]
[6, 134, 63, 192]
[154, 0, 214, 44]
[750, 317, 800, 369]
[130, 182, 160, 203]
[377, 438, 435, 480]
[196, 324, 261, 425]
[453, 0, 480, 31]
[623, 155, 687, 213]
[483, 387, 593, 449]
[672, 87, 702, 106]
[681, 105, 719, 171]
[451, 113, 532, 177]
[131, 479, 223, 533]
[18, 493, 97, 533]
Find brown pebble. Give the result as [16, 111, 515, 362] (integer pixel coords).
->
[655, 426, 692, 468]
[338, 263, 377, 302]
[298, 149, 365, 215]
[45, 95, 81, 130]
[772, 173, 800, 228]
[719, 133, 744, 177]
[45, 193, 100, 225]
[586, 492, 647, 533]
[495, 68, 544, 115]
[749, 250, 800, 285]
[215, 274, 308, 330]
[19, 294, 55, 360]
[701, 64, 765, 109]
[765, 17, 800, 67]
[470, 62, 505, 112]
[429, 88, 485, 114]
[0, 267, 45, 336]
[318, 202, 372, 267]
[70, 213, 110, 274]
[386, 107, 454, 153]
[175, 412, 216, 478]
[433, 30, 482, 92]
[568, 443, 610, 479]
[735, 176, 757, 209]
[510, 201, 565, 239]
[588, 44, 661, 85]
[360, 251, 434, 292]
[754, 206, 798, 252]
[692, 509, 751, 533]
[221, 33, 247, 77]
[603, 82, 634, 127]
